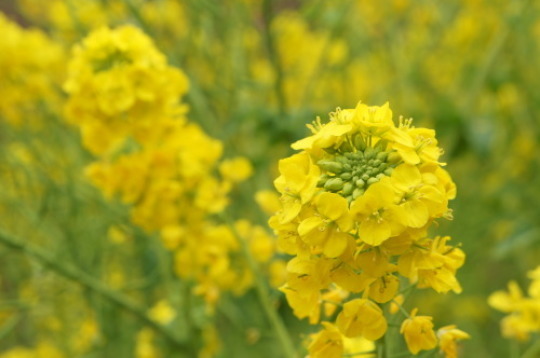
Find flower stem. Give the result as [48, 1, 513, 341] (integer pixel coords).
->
[222, 214, 297, 358]
[0, 229, 191, 352]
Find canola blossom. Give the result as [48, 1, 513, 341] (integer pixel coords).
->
[489, 266, 540, 341]
[0, 13, 64, 126]
[270, 102, 468, 356]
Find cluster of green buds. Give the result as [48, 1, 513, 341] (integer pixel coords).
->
[317, 140, 400, 204]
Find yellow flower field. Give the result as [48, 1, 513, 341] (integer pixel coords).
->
[1, 1, 539, 357]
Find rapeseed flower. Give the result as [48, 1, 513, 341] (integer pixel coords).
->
[400, 308, 438, 354]
[489, 266, 540, 341]
[270, 101, 464, 354]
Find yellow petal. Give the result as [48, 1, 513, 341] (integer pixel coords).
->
[298, 216, 325, 237]
[359, 219, 391, 246]
[316, 192, 348, 221]
[391, 164, 421, 192]
[323, 232, 349, 258]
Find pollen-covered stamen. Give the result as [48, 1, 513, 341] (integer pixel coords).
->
[316, 135, 401, 203]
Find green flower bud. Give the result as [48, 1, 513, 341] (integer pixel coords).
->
[324, 177, 344, 191]
[364, 147, 377, 159]
[336, 156, 348, 164]
[387, 151, 401, 164]
[352, 187, 365, 199]
[340, 141, 353, 152]
[324, 147, 338, 154]
[353, 133, 367, 150]
[355, 179, 365, 188]
[340, 172, 352, 180]
[374, 139, 388, 151]
[376, 151, 388, 162]
[361, 174, 370, 181]
[342, 182, 354, 195]
[367, 177, 379, 185]
[384, 167, 394, 176]
[318, 160, 343, 173]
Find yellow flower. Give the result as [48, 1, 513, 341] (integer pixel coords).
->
[307, 322, 344, 358]
[64, 25, 189, 155]
[148, 300, 176, 325]
[135, 328, 161, 358]
[292, 113, 353, 151]
[488, 281, 524, 313]
[271, 101, 461, 351]
[336, 298, 387, 340]
[219, 157, 253, 183]
[489, 270, 540, 341]
[353, 102, 395, 137]
[391, 164, 437, 228]
[274, 152, 320, 223]
[390, 122, 442, 166]
[437, 325, 470, 358]
[368, 274, 400, 303]
[398, 236, 464, 293]
[400, 308, 438, 355]
[351, 178, 404, 246]
[255, 190, 281, 215]
[298, 192, 353, 257]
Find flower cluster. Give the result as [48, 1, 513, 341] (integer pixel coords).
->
[489, 266, 540, 341]
[270, 102, 468, 356]
[0, 13, 64, 126]
[64, 25, 275, 308]
[64, 25, 189, 155]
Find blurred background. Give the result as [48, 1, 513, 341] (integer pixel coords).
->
[1, 0, 539, 357]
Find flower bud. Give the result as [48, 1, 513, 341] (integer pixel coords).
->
[324, 178, 344, 191]
[342, 182, 354, 195]
[318, 160, 343, 173]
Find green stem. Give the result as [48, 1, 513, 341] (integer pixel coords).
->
[392, 299, 411, 319]
[222, 214, 297, 358]
[262, 0, 287, 117]
[511, 340, 520, 358]
[377, 335, 386, 358]
[0, 229, 191, 352]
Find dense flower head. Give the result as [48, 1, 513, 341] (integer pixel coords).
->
[489, 266, 540, 341]
[270, 101, 465, 355]
[0, 14, 65, 125]
[64, 25, 189, 155]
